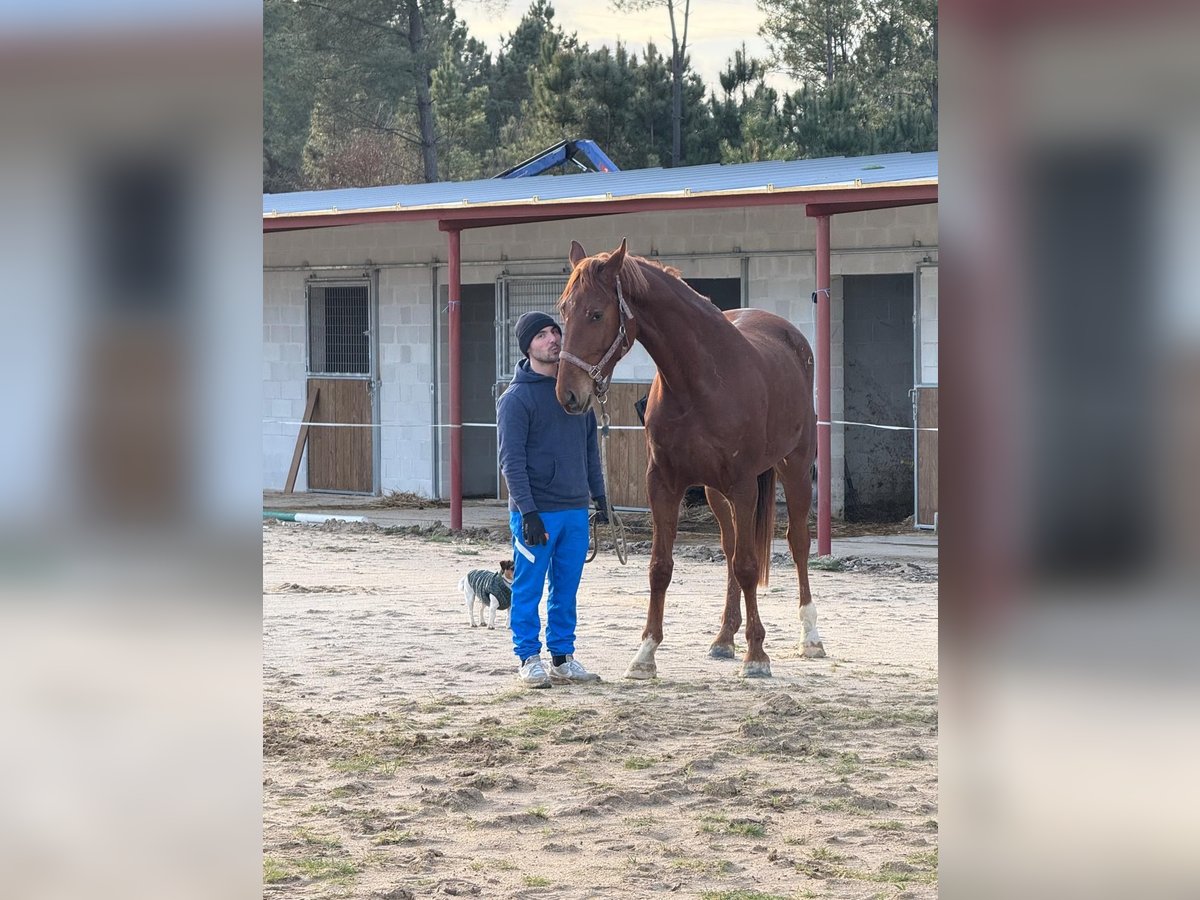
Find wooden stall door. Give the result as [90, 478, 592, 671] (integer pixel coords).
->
[915, 386, 938, 527]
[307, 377, 373, 492]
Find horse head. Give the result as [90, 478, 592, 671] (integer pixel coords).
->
[555, 238, 638, 415]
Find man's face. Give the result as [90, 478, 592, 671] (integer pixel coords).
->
[528, 324, 562, 365]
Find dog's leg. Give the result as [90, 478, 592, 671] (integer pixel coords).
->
[461, 578, 477, 627]
[486, 598, 497, 630]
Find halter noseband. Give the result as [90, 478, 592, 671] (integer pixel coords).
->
[559, 274, 634, 399]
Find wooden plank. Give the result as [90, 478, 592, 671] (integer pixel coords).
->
[284, 388, 319, 493]
[602, 383, 651, 509]
[307, 378, 373, 492]
[916, 387, 938, 526]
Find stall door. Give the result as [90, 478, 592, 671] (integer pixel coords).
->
[306, 281, 375, 493]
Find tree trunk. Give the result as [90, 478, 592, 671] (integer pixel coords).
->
[407, 0, 438, 183]
[671, 58, 682, 166]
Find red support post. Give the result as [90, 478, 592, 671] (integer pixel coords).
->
[447, 228, 463, 530]
[815, 215, 832, 557]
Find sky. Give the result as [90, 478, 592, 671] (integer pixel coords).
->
[456, 0, 801, 97]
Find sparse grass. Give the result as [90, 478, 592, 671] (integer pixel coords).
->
[370, 830, 416, 846]
[470, 858, 517, 871]
[263, 857, 290, 884]
[908, 848, 938, 869]
[834, 751, 862, 774]
[527, 806, 548, 819]
[624, 755, 656, 770]
[626, 815, 660, 826]
[700, 890, 792, 900]
[329, 753, 400, 775]
[454, 548, 480, 556]
[302, 803, 329, 816]
[816, 798, 868, 816]
[700, 814, 766, 838]
[523, 875, 552, 887]
[294, 857, 357, 880]
[524, 707, 574, 726]
[809, 847, 847, 863]
[496, 706, 577, 741]
[868, 820, 905, 831]
[293, 826, 341, 849]
[831, 705, 938, 727]
[670, 857, 735, 876]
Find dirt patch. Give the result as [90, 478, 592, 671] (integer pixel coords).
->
[264, 522, 938, 898]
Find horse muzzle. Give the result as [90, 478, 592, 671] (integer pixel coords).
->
[559, 386, 592, 415]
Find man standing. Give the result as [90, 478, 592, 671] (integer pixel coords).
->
[497, 311, 608, 688]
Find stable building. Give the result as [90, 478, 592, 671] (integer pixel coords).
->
[263, 151, 939, 552]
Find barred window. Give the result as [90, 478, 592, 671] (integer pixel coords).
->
[308, 283, 370, 375]
[496, 276, 567, 378]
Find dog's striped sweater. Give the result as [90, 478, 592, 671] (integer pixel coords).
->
[465, 570, 511, 610]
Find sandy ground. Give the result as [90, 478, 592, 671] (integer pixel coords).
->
[263, 520, 938, 899]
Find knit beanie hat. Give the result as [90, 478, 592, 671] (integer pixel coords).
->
[516, 311, 559, 356]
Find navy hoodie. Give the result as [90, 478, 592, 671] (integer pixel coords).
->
[497, 358, 605, 514]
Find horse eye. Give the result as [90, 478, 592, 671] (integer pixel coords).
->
[589, 310, 603, 322]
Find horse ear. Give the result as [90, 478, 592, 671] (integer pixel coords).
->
[604, 237, 628, 278]
[569, 240, 587, 268]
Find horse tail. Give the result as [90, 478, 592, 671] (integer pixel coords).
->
[755, 468, 776, 587]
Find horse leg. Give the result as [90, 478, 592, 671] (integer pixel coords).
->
[625, 468, 685, 680]
[726, 477, 771, 678]
[778, 450, 825, 658]
[705, 486, 741, 659]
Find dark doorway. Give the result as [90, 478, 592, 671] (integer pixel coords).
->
[685, 277, 741, 312]
[441, 283, 498, 498]
[843, 274, 914, 521]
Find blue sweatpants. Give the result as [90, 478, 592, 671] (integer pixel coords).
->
[509, 508, 590, 662]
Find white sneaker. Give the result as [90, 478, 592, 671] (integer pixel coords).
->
[518, 655, 551, 689]
[548, 655, 602, 685]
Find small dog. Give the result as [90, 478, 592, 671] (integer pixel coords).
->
[459, 559, 515, 630]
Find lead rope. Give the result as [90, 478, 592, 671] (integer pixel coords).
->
[586, 396, 628, 565]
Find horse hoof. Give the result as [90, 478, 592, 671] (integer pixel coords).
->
[708, 643, 736, 660]
[802, 642, 826, 659]
[624, 663, 658, 680]
[739, 660, 772, 678]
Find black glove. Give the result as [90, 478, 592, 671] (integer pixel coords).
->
[593, 496, 609, 525]
[522, 511, 547, 546]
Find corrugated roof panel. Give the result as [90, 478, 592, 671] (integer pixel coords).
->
[263, 151, 937, 218]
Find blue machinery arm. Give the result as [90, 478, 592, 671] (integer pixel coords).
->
[494, 139, 620, 179]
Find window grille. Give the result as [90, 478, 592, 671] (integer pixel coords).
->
[308, 283, 370, 375]
[495, 275, 568, 380]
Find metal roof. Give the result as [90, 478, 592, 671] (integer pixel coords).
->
[263, 151, 937, 220]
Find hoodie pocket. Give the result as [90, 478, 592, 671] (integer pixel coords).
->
[528, 458, 557, 493]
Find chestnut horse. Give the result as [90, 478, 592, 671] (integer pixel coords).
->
[555, 238, 826, 679]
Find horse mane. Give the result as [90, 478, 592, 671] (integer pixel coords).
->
[561, 250, 723, 318]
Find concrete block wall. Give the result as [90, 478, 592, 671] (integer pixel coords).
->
[377, 265, 436, 497]
[918, 263, 939, 384]
[262, 271, 310, 490]
[264, 221, 440, 496]
[264, 204, 938, 510]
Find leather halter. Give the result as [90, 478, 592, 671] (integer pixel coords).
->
[558, 274, 634, 399]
